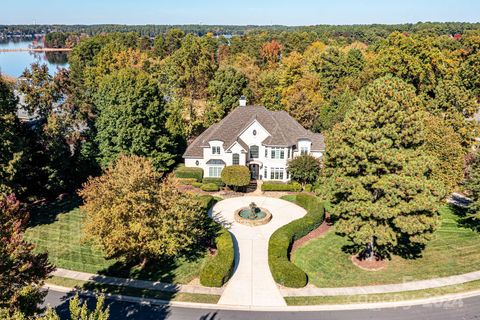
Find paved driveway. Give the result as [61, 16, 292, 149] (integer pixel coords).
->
[210, 196, 306, 307]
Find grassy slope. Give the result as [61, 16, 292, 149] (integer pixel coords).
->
[292, 205, 480, 287]
[24, 197, 207, 284]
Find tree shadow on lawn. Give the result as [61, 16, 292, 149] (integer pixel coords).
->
[28, 194, 83, 227]
[98, 258, 180, 284]
[448, 203, 480, 232]
[341, 239, 425, 261]
[97, 219, 222, 284]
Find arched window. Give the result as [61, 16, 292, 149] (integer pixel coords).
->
[232, 153, 240, 165]
[249, 145, 259, 159]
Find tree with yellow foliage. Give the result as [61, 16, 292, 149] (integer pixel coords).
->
[80, 155, 209, 267]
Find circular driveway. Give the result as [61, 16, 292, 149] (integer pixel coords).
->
[210, 196, 307, 307]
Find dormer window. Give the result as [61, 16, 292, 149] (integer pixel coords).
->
[212, 146, 221, 154]
[300, 146, 309, 155]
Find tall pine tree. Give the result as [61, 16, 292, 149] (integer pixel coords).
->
[322, 76, 445, 259]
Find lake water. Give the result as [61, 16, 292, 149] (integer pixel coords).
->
[0, 40, 69, 77]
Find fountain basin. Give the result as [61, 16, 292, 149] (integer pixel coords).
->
[234, 207, 272, 226]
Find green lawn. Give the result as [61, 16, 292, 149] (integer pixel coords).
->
[291, 204, 480, 287]
[285, 279, 480, 305]
[24, 197, 208, 284]
[47, 276, 220, 304]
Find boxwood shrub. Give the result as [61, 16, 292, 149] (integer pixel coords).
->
[197, 195, 215, 210]
[200, 227, 235, 287]
[202, 177, 225, 187]
[177, 177, 197, 185]
[201, 183, 220, 192]
[268, 194, 325, 287]
[174, 166, 203, 181]
[261, 182, 302, 192]
[192, 181, 203, 188]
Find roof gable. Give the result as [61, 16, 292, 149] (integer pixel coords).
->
[183, 106, 325, 158]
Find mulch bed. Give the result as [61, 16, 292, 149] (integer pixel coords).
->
[351, 255, 387, 271]
[291, 214, 332, 252]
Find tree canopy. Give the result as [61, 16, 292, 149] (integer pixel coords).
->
[80, 155, 210, 265]
[322, 76, 445, 259]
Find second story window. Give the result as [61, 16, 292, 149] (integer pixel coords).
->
[250, 145, 259, 159]
[271, 147, 285, 159]
[232, 153, 240, 165]
[300, 146, 309, 155]
[212, 146, 221, 154]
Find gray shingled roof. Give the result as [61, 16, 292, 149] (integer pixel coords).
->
[183, 105, 325, 158]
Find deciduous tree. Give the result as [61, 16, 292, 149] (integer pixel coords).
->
[0, 78, 25, 196]
[93, 68, 177, 170]
[80, 156, 210, 266]
[287, 154, 322, 185]
[0, 195, 54, 316]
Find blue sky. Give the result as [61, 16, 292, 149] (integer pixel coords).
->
[3, 0, 480, 25]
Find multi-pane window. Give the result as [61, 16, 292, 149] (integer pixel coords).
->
[300, 146, 309, 155]
[265, 147, 268, 158]
[250, 145, 259, 158]
[212, 146, 221, 154]
[271, 147, 285, 159]
[232, 153, 240, 165]
[208, 166, 222, 177]
[270, 167, 284, 180]
[287, 148, 290, 158]
[264, 166, 268, 179]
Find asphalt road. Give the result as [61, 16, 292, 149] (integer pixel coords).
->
[44, 289, 480, 320]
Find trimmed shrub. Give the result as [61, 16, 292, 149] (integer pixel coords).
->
[303, 184, 312, 192]
[197, 195, 215, 210]
[201, 183, 220, 192]
[269, 194, 325, 287]
[262, 182, 302, 192]
[200, 227, 235, 287]
[192, 182, 203, 188]
[221, 165, 250, 190]
[202, 177, 225, 187]
[177, 178, 197, 185]
[174, 166, 203, 181]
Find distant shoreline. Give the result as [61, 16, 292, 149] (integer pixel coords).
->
[0, 48, 72, 52]
[1, 74, 17, 83]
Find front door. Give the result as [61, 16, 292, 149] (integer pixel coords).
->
[249, 164, 259, 180]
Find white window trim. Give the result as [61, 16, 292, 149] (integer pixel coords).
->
[270, 167, 284, 180]
[208, 166, 223, 177]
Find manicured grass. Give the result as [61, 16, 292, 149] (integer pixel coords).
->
[292, 205, 480, 287]
[285, 279, 480, 305]
[24, 197, 208, 284]
[46, 276, 220, 304]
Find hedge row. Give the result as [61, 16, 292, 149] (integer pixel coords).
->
[200, 227, 235, 287]
[174, 166, 203, 181]
[268, 194, 325, 288]
[261, 182, 302, 192]
[201, 183, 220, 192]
[202, 177, 225, 187]
[177, 177, 198, 185]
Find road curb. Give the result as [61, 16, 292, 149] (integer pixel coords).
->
[44, 284, 480, 312]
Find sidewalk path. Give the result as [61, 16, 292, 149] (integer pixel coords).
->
[281, 270, 480, 297]
[211, 196, 307, 307]
[52, 268, 223, 295]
